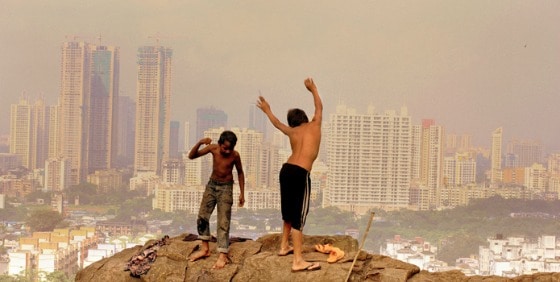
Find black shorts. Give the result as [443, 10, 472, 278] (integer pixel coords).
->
[279, 163, 311, 231]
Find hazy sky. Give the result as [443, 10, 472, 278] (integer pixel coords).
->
[1, 1, 559, 151]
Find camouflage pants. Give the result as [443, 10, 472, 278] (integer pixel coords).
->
[196, 179, 234, 253]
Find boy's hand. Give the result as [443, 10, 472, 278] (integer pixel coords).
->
[200, 138, 212, 145]
[304, 77, 316, 93]
[238, 195, 245, 207]
[256, 96, 270, 113]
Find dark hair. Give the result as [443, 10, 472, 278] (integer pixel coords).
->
[287, 108, 309, 127]
[218, 130, 237, 149]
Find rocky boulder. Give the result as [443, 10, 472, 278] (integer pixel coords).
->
[75, 233, 560, 282]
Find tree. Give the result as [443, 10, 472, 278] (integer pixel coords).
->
[306, 206, 357, 235]
[115, 196, 152, 221]
[44, 270, 72, 282]
[65, 183, 98, 205]
[26, 208, 66, 232]
[0, 204, 27, 221]
[25, 190, 51, 204]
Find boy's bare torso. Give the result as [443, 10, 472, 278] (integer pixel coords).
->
[286, 121, 321, 172]
[208, 145, 238, 182]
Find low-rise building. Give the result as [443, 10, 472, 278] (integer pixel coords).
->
[7, 226, 98, 280]
[479, 234, 560, 276]
[381, 235, 444, 271]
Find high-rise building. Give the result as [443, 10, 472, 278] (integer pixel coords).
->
[134, 46, 172, 175]
[524, 163, 548, 194]
[445, 133, 472, 154]
[169, 121, 180, 158]
[183, 151, 201, 186]
[183, 121, 191, 152]
[410, 125, 422, 183]
[116, 95, 135, 168]
[47, 105, 59, 159]
[547, 153, 560, 175]
[10, 97, 32, 169]
[10, 96, 53, 170]
[443, 152, 476, 186]
[502, 167, 525, 186]
[196, 107, 227, 140]
[162, 159, 185, 184]
[0, 153, 21, 172]
[87, 45, 120, 174]
[58, 41, 120, 184]
[419, 119, 444, 209]
[249, 104, 267, 138]
[87, 169, 123, 194]
[324, 105, 412, 213]
[490, 127, 503, 184]
[505, 140, 543, 168]
[44, 157, 70, 192]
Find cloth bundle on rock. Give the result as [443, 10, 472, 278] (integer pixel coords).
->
[124, 235, 170, 277]
[314, 243, 345, 263]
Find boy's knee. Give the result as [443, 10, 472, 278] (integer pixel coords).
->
[197, 218, 209, 234]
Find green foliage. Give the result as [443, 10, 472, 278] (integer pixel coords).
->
[114, 196, 153, 221]
[437, 233, 486, 264]
[0, 204, 27, 221]
[26, 208, 66, 232]
[66, 182, 144, 207]
[24, 190, 51, 204]
[0, 270, 71, 282]
[44, 270, 72, 282]
[65, 183, 98, 205]
[306, 206, 357, 235]
[363, 197, 560, 265]
[0, 274, 28, 282]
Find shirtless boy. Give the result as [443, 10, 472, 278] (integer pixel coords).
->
[187, 130, 245, 269]
[257, 77, 323, 272]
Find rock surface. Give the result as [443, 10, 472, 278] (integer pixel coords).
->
[75, 233, 560, 282]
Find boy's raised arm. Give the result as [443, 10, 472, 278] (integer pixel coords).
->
[304, 78, 322, 124]
[257, 96, 291, 135]
[188, 138, 212, 159]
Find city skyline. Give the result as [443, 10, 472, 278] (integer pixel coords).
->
[1, 1, 559, 151]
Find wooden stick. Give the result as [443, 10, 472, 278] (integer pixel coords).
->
[345, 212, 375, 282]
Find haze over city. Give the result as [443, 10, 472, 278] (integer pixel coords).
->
[1, 0, 559, 151]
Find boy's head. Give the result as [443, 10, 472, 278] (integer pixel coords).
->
[218, 130, 237, 155]
[287, 108, 309, 127]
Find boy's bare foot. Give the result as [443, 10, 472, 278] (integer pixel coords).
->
[291, 262, 321, 272]
[188, 249, 210, 262]
[212, 253, 230, 269]
[277, 246, 294, 256]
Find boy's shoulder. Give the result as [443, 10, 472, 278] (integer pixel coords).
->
[206, 143, 219, 151]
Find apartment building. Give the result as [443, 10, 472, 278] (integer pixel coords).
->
[324, 105, 412, 213]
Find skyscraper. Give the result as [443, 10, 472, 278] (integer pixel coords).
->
[10, 96, 52, 170]
[324, 105, 412, 213]
[443, 152, 476, 186]
[169, 121, 180, 158]
[87, 45, 120, 174]
[505, 140, 543, 168]
[32, 97, 52, 170]
[10, 96, 32, 169]
[134, 46, 172, 175]
[249, 104, 267, 137]
[183, 121, 191, 152]
[196, 107, 227, 140]
[419, 119, 444, 208]
[58, 41, 120, 184]
[490, 127, 503, 184]
[116, 95, 135, 168]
